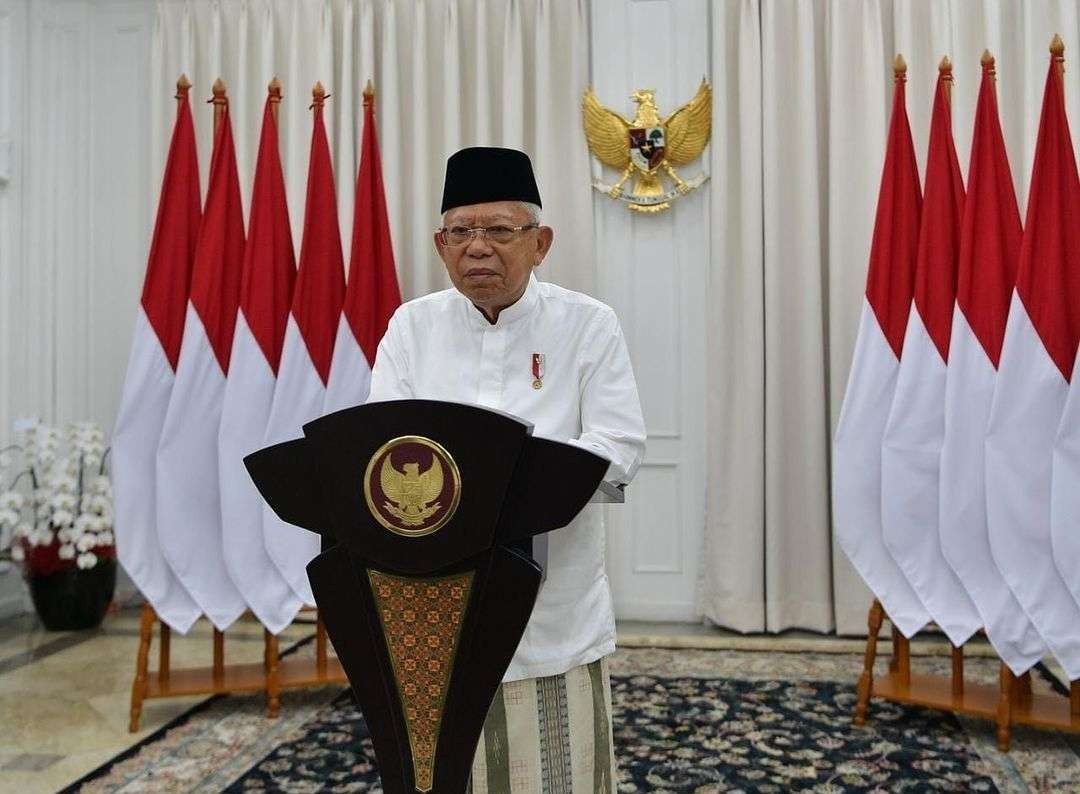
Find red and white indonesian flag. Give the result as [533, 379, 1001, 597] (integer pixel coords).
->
[324, 89, 402, 413]
[940, 57, 1046, 675]
[262, 89, 345, 607]
[833, 65, 930, 638]
[1047, 47, 1080, 633]
[156, 97, 246, 631]
[881, 65, 981, 647]
[218, 94, 301, 634]
[986, 51, 1080, 680]
[112, 84, 203, 633]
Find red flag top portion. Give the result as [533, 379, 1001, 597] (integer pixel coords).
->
[293, 92, 346, 385]
[141, 87, 202, 371]
[189, 99, 245, 375]
[915, 66, 965, 361]
[242, 97, 296, 376]
[344, 90, 402, 365]
[1015, 51, 1080, 382]
[956, 57, 1023, 369]
[865, 65, 923, 360]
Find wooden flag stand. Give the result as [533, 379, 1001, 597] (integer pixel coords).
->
[853, 599, 1080, 750]
[128, 603, 346, 732]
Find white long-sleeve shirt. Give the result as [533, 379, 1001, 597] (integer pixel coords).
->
[368, 272, 646, 680]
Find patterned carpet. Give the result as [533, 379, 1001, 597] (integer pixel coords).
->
[67, 647, 1080, 793]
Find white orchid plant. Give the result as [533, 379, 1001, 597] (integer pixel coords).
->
[0, 421, 115, 576]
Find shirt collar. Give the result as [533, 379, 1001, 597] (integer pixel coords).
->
[463, 272, 540, 330]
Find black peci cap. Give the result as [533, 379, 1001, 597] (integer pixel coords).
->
[440, 147, 542, 214]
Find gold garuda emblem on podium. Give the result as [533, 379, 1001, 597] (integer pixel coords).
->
[583, 79, 711, 213]
[364, 436, 462, 537]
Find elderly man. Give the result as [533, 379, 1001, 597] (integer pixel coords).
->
[368, 146, 646, 792]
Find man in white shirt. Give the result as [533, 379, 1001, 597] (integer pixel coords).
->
[368, 147, 646, 792]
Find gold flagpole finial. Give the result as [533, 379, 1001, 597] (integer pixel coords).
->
[1051, 34, 1065, 79]
[939, 56, 953, 102]
[176, 73, 191, 99]
[311, 80, 329, 109]
[893, 54, 907, 82]
[981, 50, 997, 84]
[363, 79, 375, 109]
[209, 78, 227, 133]
[268, 76, 282, 122]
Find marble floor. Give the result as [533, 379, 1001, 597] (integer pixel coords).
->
[0, 610, 1064, 793]
[0, 609, 313, 794]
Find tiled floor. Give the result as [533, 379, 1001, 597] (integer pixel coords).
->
[0, 611, 1063, 793]
[0, 609, 312, 793]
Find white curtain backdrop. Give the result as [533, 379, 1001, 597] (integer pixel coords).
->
[150, 0, 594, 308]
[8, 0, 1078, 629]
[701, 0, 1080, 635]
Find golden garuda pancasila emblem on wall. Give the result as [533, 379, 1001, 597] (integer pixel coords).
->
[583, 79, 712, 213]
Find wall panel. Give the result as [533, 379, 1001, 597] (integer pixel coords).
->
[0, 0, 151, 618]
[0, 0, 28, 618]
[591, 0, 709, 621]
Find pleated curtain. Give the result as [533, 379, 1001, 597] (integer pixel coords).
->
[701, 0, 1080, 635]
[150, 0, 594, 306]
[151, 0, 1080, 636]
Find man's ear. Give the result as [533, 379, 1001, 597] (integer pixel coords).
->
[433, 229, 445, 258]
[535, 226, 554, 265]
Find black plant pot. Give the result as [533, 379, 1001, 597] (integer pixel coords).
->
[27, 558, 116, 631]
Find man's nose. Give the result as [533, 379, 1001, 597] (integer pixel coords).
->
[465, 232, 494, 256]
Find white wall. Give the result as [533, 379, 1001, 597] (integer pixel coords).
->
[0, 0, 29, 618]
[0, 0, 154, 439]
[0, 0, 153, 618]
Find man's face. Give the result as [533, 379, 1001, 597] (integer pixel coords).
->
[434, 201, 554, 321]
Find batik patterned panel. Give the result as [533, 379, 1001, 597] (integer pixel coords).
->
[368, 569, 474, 792]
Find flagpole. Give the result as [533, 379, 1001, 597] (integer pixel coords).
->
[311, 80, 328, 111]
[176, 73, 192, 116]
[893, 53, 906, 84]
[1054, 33, 1078, 720]
[269, 76, 282, 124]
[153, 71, 198, 697]
[261, 73, 286, 712]
[982, 49, 996, 84]
[936, 53, 970, 697]
[204, 75, 228, 680]
[939, 55, 952, 104]
[210, 77, 227, 136]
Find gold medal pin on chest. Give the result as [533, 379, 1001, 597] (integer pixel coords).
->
[532, 353, 545, 389]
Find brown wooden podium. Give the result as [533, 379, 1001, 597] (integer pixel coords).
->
[246, 399, 609, 794]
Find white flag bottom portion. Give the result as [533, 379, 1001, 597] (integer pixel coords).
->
[833, 300, 931, 638]
[882, 305, 981, 647]
[986, 292, 1080, 680]
[262, 316, 327, 607]
[323, 314, 374, 414]
[112, 308, 202, 633]
[156, 304, 247, 631]
[1052, 348, 1080, 611]
[219, 313, 304, 634]
[940, 308, 1046, 675]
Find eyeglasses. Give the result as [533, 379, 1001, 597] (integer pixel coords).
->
[438, 224, 539, 246]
